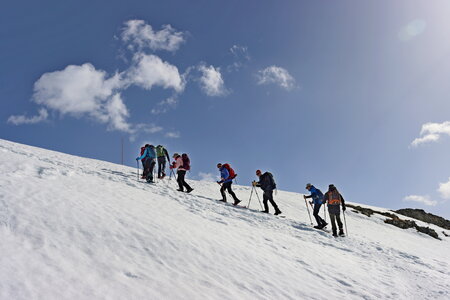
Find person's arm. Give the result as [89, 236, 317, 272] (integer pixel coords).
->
[218, 168, 229, 184]
[304, 194, 313, 199]
[136, 148, 148, 160]
[340, 194, 346, 211]
[164, 148, 170, 162]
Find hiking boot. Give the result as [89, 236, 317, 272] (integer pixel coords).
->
[233, 199, 241, 206]
[321, 222, 328, 228]
[261, 210, 269, 213]
[332, 231, 338, 237]
[177, 189, 184, 192]
[219, 199, 227, 202]
[314, 225, 321, 229]
[186, 188, 194, 193]
[339, 229, 345, 236]
[274, 210, 282, 216]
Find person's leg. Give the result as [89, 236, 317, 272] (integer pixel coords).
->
[313, 204, 322, 226]
[147, 160, 155, 182]
[267, 190, 281, 213]
[225, 182, 239, 201]
[220, 184, 227, 201]
[336, 213, 344, 234]
[329, 213, 337, 236]
[157, 157, 163, 178]
[181, 171, 192, 191]
[177, 170, 184, 191]
[262, 192, 269, 212]
[161, 159, 166, 176]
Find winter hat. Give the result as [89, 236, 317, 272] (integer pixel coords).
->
[256, 169, 262, 176]
[329, 184, 335, 189]
[173, 153, 179, 158]
[306, 183, 312, 189]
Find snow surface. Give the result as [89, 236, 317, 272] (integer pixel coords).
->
[0, 138, 449, 300]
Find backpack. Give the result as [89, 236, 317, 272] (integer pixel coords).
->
[222, 163, 237, 179]
[181, 153, 190, 170]
[156, 145, 165, 157]
[140, 147, 146, 159]
[146, 145, 156, 159]
[328, 190, 341, 205]
[266, 172, 276, 189]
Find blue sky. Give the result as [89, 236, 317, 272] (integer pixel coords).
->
[2, 0, 450, 218]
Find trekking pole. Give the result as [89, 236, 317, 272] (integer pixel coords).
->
[343, 211, 348, 236]
[303, 196, 313, 225]
[247, 184, 255, 208]
[137, 161, 139, 181]
[253, 187, 264, 211]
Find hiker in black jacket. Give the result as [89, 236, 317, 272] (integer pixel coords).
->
[324, 184, 346, 237]
[252, 169, 282, 215]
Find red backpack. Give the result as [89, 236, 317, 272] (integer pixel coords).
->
[222, 163, 237, 179]
[181, 153, 190, 171]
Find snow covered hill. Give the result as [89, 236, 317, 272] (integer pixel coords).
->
[0, 139, 449, 300]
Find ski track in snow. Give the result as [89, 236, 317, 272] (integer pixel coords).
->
[0, 139, 449, 300]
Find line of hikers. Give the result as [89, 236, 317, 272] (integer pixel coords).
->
[136, 144, 346, 237]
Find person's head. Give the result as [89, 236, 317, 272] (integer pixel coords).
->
[328, 184, 336, 190]
[305, 183, 312, 190]
[173, 153, 179, 158]
[256, 169, 262, 177]
[217, 163, 222, 169]
[144, 144, 150, 148]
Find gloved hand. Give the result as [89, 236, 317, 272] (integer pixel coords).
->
[309, 201, 313, 206]
[252, 181, 257, 187]
[342, 205, 346, 211]
[136, 157, 139, 161]
[216, 181, 221, 184]
[170, 166, 173, 170]
[303, 195, 306, 199]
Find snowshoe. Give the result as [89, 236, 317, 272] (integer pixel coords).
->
[233, 199, 241, 206]
[274, 210, 282, 216]
[339, 229, 345, 236]
[186, 188, 194, 193]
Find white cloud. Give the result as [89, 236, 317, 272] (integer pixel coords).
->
[197, 64, 228, 96]
[438, 178, 450, 199]
[27, 63, 134, 132]
[165, 131, 180, 138]
[8, 108, 48, 125]
[134, 123, 163, 134]
[256, 66, 296, 90]
[127, 54, 185, 93]
[398, 19, 426, 42]
[198, 172, 217, 182]
[121, 20, 185, 52]
[403, 195, 437, 206]
[411, 121, 450, 147]
[151, 96, 178, 115]
[230, 45, 250, 60]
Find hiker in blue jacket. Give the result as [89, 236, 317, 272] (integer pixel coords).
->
[304, 183, 328, 229]
[136, 144, 156, 183]
[217, 163, 241, 206]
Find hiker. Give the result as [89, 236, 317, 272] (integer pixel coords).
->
[170, 153, 193, 193]
[216, 163, 241, 205]
[156, 145, 170, 179]
[136, 144, 156, 183]
[139, 145, 146, 177]
[304, 183, 328, 229]
[252, 170, 282, 215]
[324, 184, 346, 237]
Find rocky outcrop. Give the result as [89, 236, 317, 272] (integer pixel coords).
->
[347, 204, 441, 240]
[395, 209, 450, 230]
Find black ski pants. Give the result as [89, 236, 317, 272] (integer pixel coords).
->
[329, 213, 343, 234]
[157, 156, 166, 178]
[144, 159, 156, 182]
[313, 203, 326, 226]
[177, 170, 192, 191]
[263, 190, 280, 213]
[220, 181, 239, 202]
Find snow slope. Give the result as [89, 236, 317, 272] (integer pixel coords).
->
[0, 139, 449, 300]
